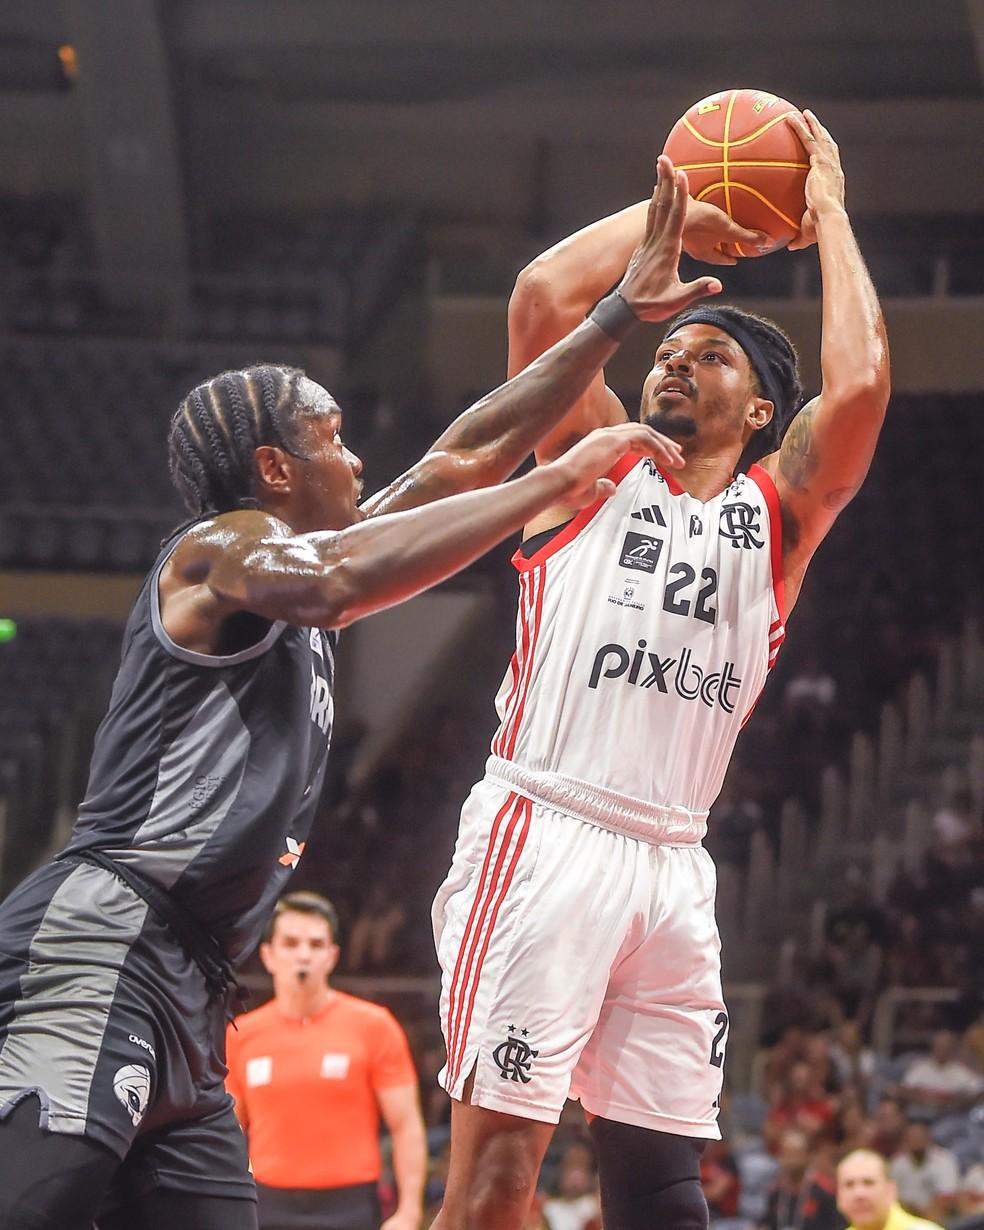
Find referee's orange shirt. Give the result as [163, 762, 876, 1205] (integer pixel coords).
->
[225, 991, 417, 1190]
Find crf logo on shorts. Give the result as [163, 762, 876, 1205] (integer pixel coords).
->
[492, 1028, 538, 1084]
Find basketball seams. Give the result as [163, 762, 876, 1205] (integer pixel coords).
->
[722, 89, 738, 224]
[680, 109, 799, 151]
[675, 160, 809, 171]
[694, 181, 801, 231]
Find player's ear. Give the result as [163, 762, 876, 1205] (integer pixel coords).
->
[748, 397, 774, 431]
[259, 941, 275, 975]
[325, 943, 341, 977]
[254, 444, 293, 498]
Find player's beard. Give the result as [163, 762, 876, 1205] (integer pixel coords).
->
[642, 400, 699, 441]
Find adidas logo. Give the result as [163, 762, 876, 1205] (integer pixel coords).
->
[631, 504, 666, 526]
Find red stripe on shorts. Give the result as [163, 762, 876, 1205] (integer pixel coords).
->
[450, 797, 533, 1086]
[444, 792, 517, 1080]
[446, 793, 529, 1087]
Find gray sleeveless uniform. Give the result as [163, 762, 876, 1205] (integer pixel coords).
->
[0, 523, 337, 1202]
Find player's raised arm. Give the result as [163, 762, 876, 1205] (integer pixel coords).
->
[164, 422, 675, 634]
[764, 112, 891, 594]
[363, 160, 724, 518]
[506, 170, 765, 465]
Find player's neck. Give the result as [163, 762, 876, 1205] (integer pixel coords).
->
[274, 981, 335, 1021]
[676, 451, 740, 502]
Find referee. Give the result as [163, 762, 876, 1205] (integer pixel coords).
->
[226, 893, 426, 1230]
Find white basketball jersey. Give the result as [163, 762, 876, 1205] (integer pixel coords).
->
[490, 455, 785, 815]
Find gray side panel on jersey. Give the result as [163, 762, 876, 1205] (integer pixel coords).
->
[0, 863, 149, 1134]
[150, 531, 286, 668]
[112, 680, 251, 889]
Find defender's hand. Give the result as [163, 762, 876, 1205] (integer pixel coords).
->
[682, 197, 770, 266]
[787, 110, 846, 251]
[548, 422, 684, 509]
[618, 156, 724, 321]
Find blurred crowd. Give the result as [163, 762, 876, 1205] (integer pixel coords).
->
[374, 1017, 984, 1230]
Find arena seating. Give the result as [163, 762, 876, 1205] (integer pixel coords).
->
[0, 619, 122, 893]
[0, 198, 420, 343]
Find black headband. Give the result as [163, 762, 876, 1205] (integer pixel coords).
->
[667, 308, 785, 416]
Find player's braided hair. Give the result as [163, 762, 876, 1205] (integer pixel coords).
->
[664, 304, 804, 473]
[167, 364, 311, 516]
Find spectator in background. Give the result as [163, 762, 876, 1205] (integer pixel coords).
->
[898, 1030, 984, 1120]
[762, 1128, 844, 1230]
[835, 1101, 872, 1157]
[765, 1061, 837, 1154]
[868, 1099, 908, 1161]
[784, 655, 837, 718]
[706, 770, 765, 872]
[819, 885, 885, 1024]
[889, 1120, 960, 1225]
[958, 1160, 984, 1219]
[226, 892, 426, 1230]
[837, 1150, 945, 1230]
[884, 915, 938, 989]
[347, 881, 409, 973]
[829, 1021, 876, 1096]
[963, 1005, 984, 1071]
[700, 1138, 741, 1222]
[542, 1141, 601, 1230]
[804, 1035, 838, 1095]
[931, 788, 979, 854]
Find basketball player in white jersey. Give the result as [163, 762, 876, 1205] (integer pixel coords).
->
[431, 111, 889, 1230]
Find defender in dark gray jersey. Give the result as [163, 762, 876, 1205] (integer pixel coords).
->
[0, 164, 742, 1230]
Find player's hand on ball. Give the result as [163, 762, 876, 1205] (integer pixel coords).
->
[682, 198, 770, 266]
[618, 156, 724, 320]
[551, 422, 684, 509]
[787, 109, 846, 251]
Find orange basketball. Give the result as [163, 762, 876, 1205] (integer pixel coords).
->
[663, 88, 809, 257]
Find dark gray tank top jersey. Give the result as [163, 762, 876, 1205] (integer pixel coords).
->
[63, 523, 337, 966]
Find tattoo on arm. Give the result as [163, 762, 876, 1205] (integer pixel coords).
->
[778, 406, 819, 490]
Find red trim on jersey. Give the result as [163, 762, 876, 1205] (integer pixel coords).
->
[449, 797, 532, 1087]
[447, 795, 529, 1086]
[512, 452, 642, 574]
[445, 792, 516, 1079]
[502, 566, 546, 761]
[748, 463, 785, 625]
[492, 576, 532, 758]
[656, 464, 685, 496]
[491, 656, 519, 759]
[738, 468, 787, 725]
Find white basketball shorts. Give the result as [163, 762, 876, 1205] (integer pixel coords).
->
[432, 772, 728, 1138]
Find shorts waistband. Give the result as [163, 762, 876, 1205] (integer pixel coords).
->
[485, 756, 707, 845]
[55, 848, 243, 1009]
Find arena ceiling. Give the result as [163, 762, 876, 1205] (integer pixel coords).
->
[0, 0, 982, 302]
[1, 1, 982, 103]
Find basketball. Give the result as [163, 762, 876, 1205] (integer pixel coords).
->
[663, 88, 809, 257]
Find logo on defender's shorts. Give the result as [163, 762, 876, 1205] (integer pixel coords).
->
[492, 1026, 539, 1083]
[113, 1063, 151, 1127]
